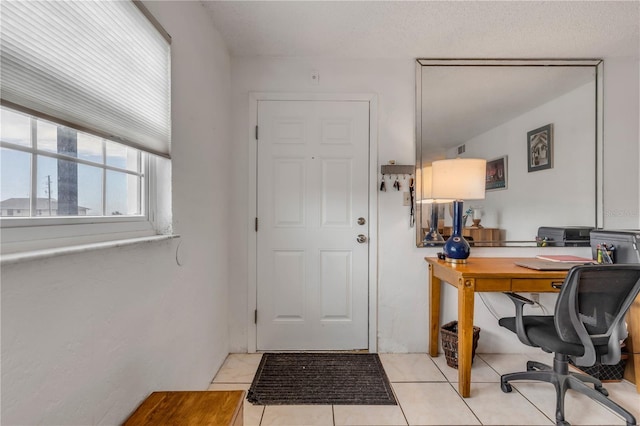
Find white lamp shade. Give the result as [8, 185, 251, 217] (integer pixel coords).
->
[415, 171, 431, 203]
[432, 158, 487, 200]
[421, 166, 433, 200]
[419, 165, 455, 203]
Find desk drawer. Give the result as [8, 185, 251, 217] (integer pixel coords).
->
[475, 278, 511, 291]
[512, 279, 563, 292]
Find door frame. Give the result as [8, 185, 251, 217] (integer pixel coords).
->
[247, 92, 379, 353]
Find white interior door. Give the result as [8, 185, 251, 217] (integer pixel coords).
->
[256, 100, 370, 350]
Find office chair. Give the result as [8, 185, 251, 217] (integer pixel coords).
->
[499, 264, 640, 426]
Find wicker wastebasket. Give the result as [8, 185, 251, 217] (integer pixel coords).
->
[440, 320, 481, 369]
[568, 356, 628, 382]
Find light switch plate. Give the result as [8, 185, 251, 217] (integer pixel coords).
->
[403, 192, 410, 206]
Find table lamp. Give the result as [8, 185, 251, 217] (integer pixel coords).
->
[432, 158, 486, 263]
[419, 165, 452, 245]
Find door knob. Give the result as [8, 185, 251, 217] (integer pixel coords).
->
[357, 217, 366, 225]
[356, 234, 367, 244]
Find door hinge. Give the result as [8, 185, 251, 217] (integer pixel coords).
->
[254, 309, 258, 324]
[255, 125, 259, 140]
[255, 217, 258, 232]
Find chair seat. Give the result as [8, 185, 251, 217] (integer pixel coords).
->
[499, 316, 607, 358]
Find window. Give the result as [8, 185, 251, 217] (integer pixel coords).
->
[1, 106, 145, 219]
[0, 1, 171, 254]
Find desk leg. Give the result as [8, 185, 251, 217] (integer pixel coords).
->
[429, 265, 441, 357]
[458, 278, 475, 398]
[633, 354, 640, 393]
[625, 296, 640, 393]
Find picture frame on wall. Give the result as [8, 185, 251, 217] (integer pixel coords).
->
[527, 123, 553, 172]
[485, 156, 507, 191]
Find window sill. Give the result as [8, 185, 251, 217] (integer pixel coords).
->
[0, 234, 179, 266]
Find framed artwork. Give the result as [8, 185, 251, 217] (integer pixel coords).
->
[485, 156, 507, 191]
[527, 123, 553, 172]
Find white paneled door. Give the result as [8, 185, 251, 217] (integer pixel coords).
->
[256, 100, 370, 350]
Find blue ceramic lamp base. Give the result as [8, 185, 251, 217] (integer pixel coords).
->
[443, 200, 471, 263]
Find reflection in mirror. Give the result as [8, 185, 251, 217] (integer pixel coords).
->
[415, 59, 603, 247]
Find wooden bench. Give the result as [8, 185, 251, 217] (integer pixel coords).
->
[124, 390, 244, 425]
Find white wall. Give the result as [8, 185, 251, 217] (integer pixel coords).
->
[602, 58, 640, 229]
[228, 56, 640, 355]
[0, 2, 232, 424]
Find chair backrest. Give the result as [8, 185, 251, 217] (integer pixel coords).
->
[554, 264, 640, 366]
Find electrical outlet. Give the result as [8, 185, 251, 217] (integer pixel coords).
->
[403, 192, 410, 206]
[531, 293, 540, 304]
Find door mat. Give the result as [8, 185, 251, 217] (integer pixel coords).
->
[247, 353, 397, 405]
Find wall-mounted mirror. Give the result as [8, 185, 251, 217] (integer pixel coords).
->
[415, 59, 603, 247]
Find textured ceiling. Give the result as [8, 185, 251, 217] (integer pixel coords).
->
[202, 1, 640, 59]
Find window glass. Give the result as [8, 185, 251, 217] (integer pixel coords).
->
[36, 156, 59, 216]
[1, 148, 31, 216]
[77, 133, 104, 164]
[36, 120, 59, 153]
[106, 140, 139, 172]
[0, 108, 31, 147]
[2, 107, 144, 220]
[106, 170, 140, 216]
[78, 164, 103, 216]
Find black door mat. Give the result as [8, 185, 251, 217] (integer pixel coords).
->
[247, 353, 397, 405]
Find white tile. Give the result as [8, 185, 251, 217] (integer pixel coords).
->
[463, 382, 552, 425]
[212, 353, 263, 383]
[392, 382, 480, 425]
[261, 405, 334, 426]
[242, 402, 265, 426]
[379, 353, 446, 382]
[605, 381, 640, 420]
[207, 383, 249, 391]
[480, 353, 554, 377]
[432, 354, 501, 383]
[206, 384, 264, 426]
[333, 404, 407, 426]
[514, 382, 627, 425]
[203, 352, 640, 426]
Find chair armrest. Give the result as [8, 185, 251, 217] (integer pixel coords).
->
[503, 292, 536, 346]
[504, 292, 535, 305]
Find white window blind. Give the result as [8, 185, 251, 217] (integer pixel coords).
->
[0, 0, 172, 158]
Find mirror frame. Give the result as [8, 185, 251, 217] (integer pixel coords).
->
[415, 59, 604, 247]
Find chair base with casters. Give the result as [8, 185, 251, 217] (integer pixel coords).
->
[500, 352, 635, 426]
[498, 265, 640, 426]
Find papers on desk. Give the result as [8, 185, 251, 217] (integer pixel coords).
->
[516, 259, 591, 271]
[517, 255, 595, 270]
[535, 254, 596, 263]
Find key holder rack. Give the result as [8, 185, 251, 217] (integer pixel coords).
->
[380, 164, 414, 177]
[379, 164, 414, 192]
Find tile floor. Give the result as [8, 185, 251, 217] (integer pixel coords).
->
[209, 353, 640, 426]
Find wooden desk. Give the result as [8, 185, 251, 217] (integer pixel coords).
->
[124, 390, 244, 426]
[426, 257, 566, 398]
